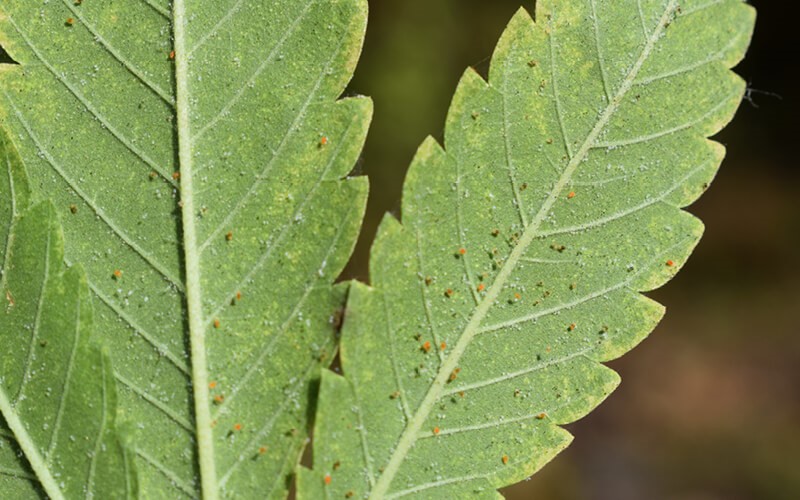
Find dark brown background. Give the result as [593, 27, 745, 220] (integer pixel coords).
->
[342, 1, 799, 499]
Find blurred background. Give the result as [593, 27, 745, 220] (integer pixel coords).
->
[342, 1, 799, 499]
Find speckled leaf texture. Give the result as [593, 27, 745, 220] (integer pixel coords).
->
[0, 0, 370, 498]
[0, 129, 136, 499]
[300, 1, 754, 498]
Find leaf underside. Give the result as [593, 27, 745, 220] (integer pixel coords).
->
[301, 1, 754, 498]
[0, 0, 370, 498]
[0, 128, 136, 499]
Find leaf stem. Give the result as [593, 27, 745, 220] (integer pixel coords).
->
[0, 389, 65, 500]
[172, 2, 219, 498]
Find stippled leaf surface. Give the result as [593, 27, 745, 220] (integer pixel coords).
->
[0, 129, 136, 499]
[301, 1, 754, 498]
[0, 0, 370, 498]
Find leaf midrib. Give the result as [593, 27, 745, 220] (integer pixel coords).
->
[172, 1, 218, 499]
[367, 2, 680, 497]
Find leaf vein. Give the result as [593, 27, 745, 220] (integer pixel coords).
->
[141, 0, 170, 19]
[59, 0, 175, 106]
[83, 277, 190, 375]
[0, 466, 37, 481]
[218, 355, 327, 486]
[589, 0, 614, 103]
[201, 97, 359, 326]
[135, 448, 196, 497]
[415, 229, 445, 364]
[197, 18, 349, 254]
[85, 341, 107, 497]
[537, 160, 711, 239]
[191, 0, 317, 140]
[593, 91, 738, 149]
[45, 278, 83, 462]
[3, 18, 175, 184]
[501, 48, 530, 228]
[4, 91, 185, 290]
[114, 372, 193, 433]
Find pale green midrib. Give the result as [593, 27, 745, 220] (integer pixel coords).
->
[1, 146, 16, 291]
[366, 3, 679, 497]
[172, 1, 218, 499]
[0, 390, 64, 500]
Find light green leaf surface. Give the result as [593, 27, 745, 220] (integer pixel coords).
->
[0, 128, 136, 499]
[300, 1, 754, 497]
[0, 0, 369, 497]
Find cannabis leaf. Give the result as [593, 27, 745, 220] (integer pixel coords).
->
[0, 128, 136, 499]
[0, 0, 370, 497]
[300, 0, 755, 497]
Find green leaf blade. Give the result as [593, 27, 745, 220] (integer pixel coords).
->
[0, 130, 136, 499]
[303, 1, 755, 497]
[1, 0, 370, 496]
